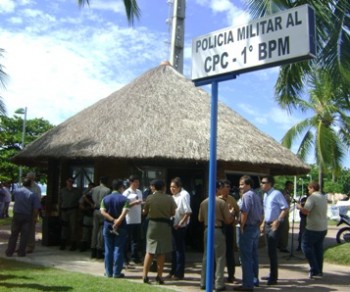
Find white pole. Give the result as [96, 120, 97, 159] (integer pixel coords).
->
[18, 107, 27, 184]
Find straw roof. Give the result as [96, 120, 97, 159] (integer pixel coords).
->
[13, 64, 309, 175]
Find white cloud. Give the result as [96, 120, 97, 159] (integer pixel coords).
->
[0, 0, 15, 13]
[194, 0, 250, 27]
[0, 2, 168, 125]
[235, 102, 302, 133]
[88, 0, 125, 14]
[269, 106, 302, 131]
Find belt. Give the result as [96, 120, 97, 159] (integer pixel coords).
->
[205, 226, 222, 228]
[61, 206, 78, 211]
[149, 218, 172, 223]
[245, 223, 259, 227]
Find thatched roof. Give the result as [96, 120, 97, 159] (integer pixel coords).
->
[13, 64, 309, 175]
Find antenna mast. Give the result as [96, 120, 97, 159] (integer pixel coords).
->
[167, 0, 185, 73]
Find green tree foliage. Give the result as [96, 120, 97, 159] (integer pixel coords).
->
[281, 69, 350, 190]
[276, 166, 350, 195]
[336, 168, 350, 194]
[282, 69, 350, 189]
[245, 0, 350, 109]
[0, 116, 54, 183]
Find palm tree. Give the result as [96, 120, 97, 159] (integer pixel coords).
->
[281, 69, 350, 191]
[77, 0, 141, 25]
[245, 0, 350, 110]
[0, 48, 7, 115]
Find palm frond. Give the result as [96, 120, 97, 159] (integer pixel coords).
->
[297, 130, 313, 161]
[123, 0, 141, 25]
[275, 61, 311, 110]
[281, 118, 311, 148]
[321, 2, 350, 84]
[77, 0, 140, 25]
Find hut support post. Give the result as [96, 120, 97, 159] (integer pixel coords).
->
[206, 80, 218, 292]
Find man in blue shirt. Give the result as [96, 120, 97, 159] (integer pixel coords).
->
[100, 179, 129, 278]
[234, 175, 264, 291]
[6, 178, 41, 257]
[260, 176, 289, 285]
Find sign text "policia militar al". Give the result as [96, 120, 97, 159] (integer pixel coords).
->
[191, 5, 316, 82]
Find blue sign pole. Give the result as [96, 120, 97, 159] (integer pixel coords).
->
[206, 80, 218, 292]
[195, 74, 235, 292]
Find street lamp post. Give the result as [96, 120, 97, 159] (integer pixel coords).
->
[16, 107, 27, 184]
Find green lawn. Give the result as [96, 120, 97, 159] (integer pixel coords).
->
[0, 258, 172, 292]
[324, 243, 350, 266]
[0, 217, 12, 226]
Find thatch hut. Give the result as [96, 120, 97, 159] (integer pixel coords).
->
[13, 63, 309, 246]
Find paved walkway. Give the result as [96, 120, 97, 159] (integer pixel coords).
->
[0, 223, 349, 291]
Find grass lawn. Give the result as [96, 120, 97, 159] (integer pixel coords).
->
[0, 258, 172, 292]
[324, 243, 350, 266]
[0, 217, 12, 226]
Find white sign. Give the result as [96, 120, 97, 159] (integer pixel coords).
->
[192, 5, 315, 81]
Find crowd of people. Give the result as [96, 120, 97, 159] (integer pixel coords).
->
[3, 172, 328, 291]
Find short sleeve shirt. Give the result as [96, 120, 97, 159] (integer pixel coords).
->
[198, 196, 232, 227]
[263, 188, 289, 222]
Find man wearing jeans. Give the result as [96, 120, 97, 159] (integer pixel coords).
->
[234, 175, 263, 291]
[6, 178, 40, 257]
[297, 181, 327, 279]
[260, 176, 289, 285]
[100, 179, 129, 278]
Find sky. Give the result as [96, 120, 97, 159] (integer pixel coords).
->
[0, 0, 348, 167]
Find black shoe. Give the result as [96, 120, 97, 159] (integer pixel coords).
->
[79, 242, 88, 252]
[155, 276, 164, 285]
[59, 241, 66, 250]
[114, 273, 125, 278]
[267, 279, 278, 285]
[143, 276, 151, 284]
[69, 242, 77, 251]
[200, 286, 206, 290]
[261, 276, 270, 280]
[96, 249, 104, 259]
[233, 286, 253, 291]
[131, 257, 141, 264]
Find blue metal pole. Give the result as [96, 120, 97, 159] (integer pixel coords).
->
[206, 80, 218, 292]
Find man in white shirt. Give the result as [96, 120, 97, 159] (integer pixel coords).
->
[169, 177, 192, 280]
[123, 175, 143, 264]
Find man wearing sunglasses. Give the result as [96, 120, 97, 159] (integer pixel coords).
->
[259, 176, 289, 286]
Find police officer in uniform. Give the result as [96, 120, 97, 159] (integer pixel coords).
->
[59, 177, 82, 251]
[198, 181, 234, 291]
